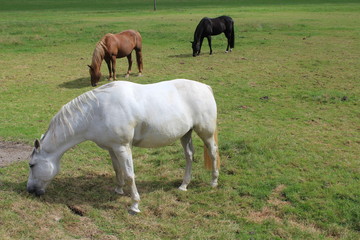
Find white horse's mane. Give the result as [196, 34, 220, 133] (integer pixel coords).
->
[45, 91, 98, 141]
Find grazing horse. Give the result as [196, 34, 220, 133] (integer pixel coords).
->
[88, 30, 143, 87]
[191, 16, 234, 57]
[27, 79, 220, 213]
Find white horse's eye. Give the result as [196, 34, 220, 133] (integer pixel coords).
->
[29, 163, 35, 168]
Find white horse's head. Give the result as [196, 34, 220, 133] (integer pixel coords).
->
[27, 139, 59, 196]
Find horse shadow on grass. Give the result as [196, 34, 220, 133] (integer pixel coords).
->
[59, 74, 141, 89]
[58, 77, 89, 89]
[168, 53, 193, 58]
[3, 172, 204, 211]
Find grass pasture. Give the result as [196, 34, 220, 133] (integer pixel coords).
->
[0, 0, 360, 239]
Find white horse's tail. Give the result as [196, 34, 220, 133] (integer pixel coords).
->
[204, 128, 220, 170]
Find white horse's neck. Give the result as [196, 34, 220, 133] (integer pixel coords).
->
[40, 91, 98, 158]
[41, 128, 85, 159]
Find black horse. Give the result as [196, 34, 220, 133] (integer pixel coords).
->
[191, 16, 234, 57]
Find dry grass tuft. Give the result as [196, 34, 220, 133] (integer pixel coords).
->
[246, 184, 330, 238]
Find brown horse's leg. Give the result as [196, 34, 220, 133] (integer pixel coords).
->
[125, 54, 132, 78]
[111, 55, 117, 80]
[105, 57, 113, 81]
[135, 49, 143, 76]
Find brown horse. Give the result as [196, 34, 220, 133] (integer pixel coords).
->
[88, 30, 143, 87]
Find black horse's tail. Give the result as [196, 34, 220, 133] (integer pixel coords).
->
[230, 20, 235, 49]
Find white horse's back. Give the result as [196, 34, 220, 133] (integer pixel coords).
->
[89, 79, 217, 148]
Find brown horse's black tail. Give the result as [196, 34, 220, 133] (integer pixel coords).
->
[230, 21, 235, 49]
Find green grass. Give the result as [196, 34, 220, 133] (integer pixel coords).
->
[1, 0, 360, 239]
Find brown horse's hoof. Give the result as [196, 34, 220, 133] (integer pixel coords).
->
[138, 73, 143, 77]
[125, 74, 130, 78]
[108, 77, 114, 81]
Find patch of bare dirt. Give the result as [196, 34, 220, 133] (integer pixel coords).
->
[0, 141, 32, 167]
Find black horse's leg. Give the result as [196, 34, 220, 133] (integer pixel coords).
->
[225, 31, 231, 52]
[226, 36, 230, 52]
[207, 36, 212, 55]
[105, 57, 112, 80]
[199, 37, 204, 55]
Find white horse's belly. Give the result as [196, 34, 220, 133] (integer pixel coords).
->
[133, 135, 180, 148]
[132, 121, 190, 148]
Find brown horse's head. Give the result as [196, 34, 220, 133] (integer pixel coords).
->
[88, 65, 101, 87]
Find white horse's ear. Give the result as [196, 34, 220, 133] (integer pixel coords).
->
[34, 139, 40, 150]
[40, 134, 45, 140]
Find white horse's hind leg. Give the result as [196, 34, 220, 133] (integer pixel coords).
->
[112, 144, 141, 213]
[179, 130, 194, 191]
[205, 137, 219, 188]
[109, 150, 125, 194]
[197, 130, 219, 188]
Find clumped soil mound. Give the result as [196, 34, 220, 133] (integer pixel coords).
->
[0, 141, 32, 167]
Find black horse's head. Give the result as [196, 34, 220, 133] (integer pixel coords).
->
[191, 41, 200, 57]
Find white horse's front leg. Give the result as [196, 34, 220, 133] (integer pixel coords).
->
[112, 144, 141, 213]
[179, 130, 194, 191]
[109, 150, 125, 194]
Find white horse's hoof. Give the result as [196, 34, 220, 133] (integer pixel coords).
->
[128, 203, 141, 214]
[211, 182, 218, 188]
[178, 185, 188, 191]
[128, 208, 140, 215]
[115, 187, 124, 195]
[225, 51, 228, 53]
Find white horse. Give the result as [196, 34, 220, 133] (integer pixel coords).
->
[27, 79, 220, 213]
